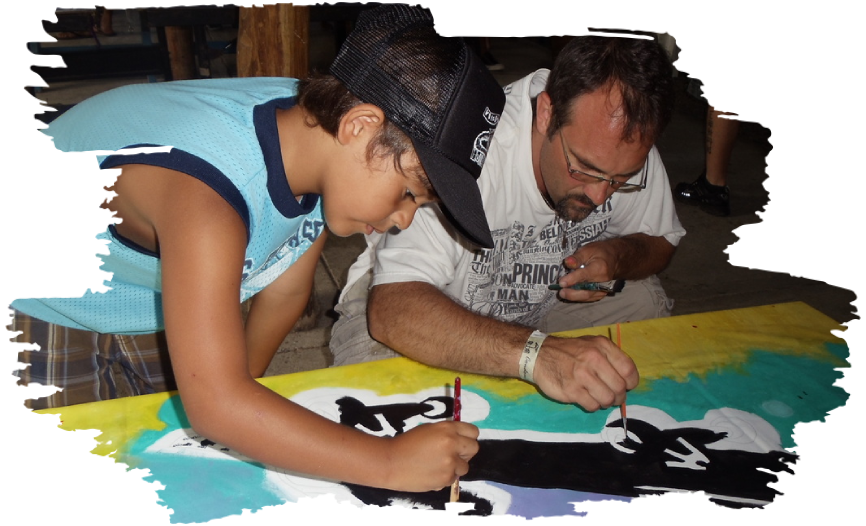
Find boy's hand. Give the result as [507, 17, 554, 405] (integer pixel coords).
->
[383, 421, 479, 492]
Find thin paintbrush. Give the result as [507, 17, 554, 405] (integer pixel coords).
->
[616, 323, 627, 438]
[608, 325, 628, 438]
[450, 377, 461, 502]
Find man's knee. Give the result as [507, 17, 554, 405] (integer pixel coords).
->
[619, 275, 673, 321]
[330, 275, 400, 367]
[330, 308, 398, 367]
[540, 276, 673, 333]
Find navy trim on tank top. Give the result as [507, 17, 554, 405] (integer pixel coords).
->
[100, 145, 252, 241]
[253, 96, 321, 218]
[108, 224, 160, 258]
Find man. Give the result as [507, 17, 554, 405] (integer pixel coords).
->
[330, 35, 684, 412]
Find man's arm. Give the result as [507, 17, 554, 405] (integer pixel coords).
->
[593, 233, 676, 280]
[368, 281, 638, 411]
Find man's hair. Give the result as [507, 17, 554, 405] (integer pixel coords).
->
[297, 73, 421, 178]
[545, 35, 675, 143]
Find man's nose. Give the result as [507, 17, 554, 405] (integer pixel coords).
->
[584, 179, 613, 206]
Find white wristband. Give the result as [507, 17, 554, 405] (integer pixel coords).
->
[518, 330, 547, 383]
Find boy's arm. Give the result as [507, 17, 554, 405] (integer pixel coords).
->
[243, 231, 328, 378]
[119, 164, 477, 491]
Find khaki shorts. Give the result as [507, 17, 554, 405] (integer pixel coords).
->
[329, 270, 401, 368]
[538, 274, 673, 333]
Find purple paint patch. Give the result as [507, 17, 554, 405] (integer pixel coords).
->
[486, 482, 631, 519]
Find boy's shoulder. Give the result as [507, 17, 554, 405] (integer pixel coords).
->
[113, 77, 301, 100]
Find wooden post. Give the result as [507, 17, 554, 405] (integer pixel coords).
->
[236, 4, 310, 78]
[164, 26, 197, 80]
[236, 4, 318, 339]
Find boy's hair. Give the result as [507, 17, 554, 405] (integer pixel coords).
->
[545, 35, 675, 143]
[317, 4, 505, 249]
[296, 74, 422, 180]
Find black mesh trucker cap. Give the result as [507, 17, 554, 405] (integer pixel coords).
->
[329, 4, 505, 248]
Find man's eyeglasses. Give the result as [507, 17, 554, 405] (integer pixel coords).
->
[559, 130, 648, 192]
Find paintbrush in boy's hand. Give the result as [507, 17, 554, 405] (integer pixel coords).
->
[450, 377, 461, 502]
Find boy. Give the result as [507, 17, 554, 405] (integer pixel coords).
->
[8, 5, 505, 492]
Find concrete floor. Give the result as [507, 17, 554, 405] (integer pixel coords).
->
[28, 23, 858, 378]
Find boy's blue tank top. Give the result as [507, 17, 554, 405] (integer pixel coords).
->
[12, 78, 325, 334]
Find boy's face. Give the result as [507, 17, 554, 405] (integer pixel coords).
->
[322, 151, 436, 238]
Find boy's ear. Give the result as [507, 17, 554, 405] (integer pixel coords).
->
[336, 103, 386, 145]
[535, 91, 553, 136]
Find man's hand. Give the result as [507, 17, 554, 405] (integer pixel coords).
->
[530, 335, 639, 411]
[554, 245, 616, 303]
[555, 234, 675, 303]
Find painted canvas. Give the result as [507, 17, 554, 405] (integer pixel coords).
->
[36, 302, 849, 523]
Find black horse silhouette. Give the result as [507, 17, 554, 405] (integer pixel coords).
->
[336, 395, 453, 434]
[338, 397, 797, 513]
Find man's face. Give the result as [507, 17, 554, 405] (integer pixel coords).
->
[537, 87, 652, 222]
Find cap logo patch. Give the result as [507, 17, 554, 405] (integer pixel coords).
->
[470, 106, 502, 167]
